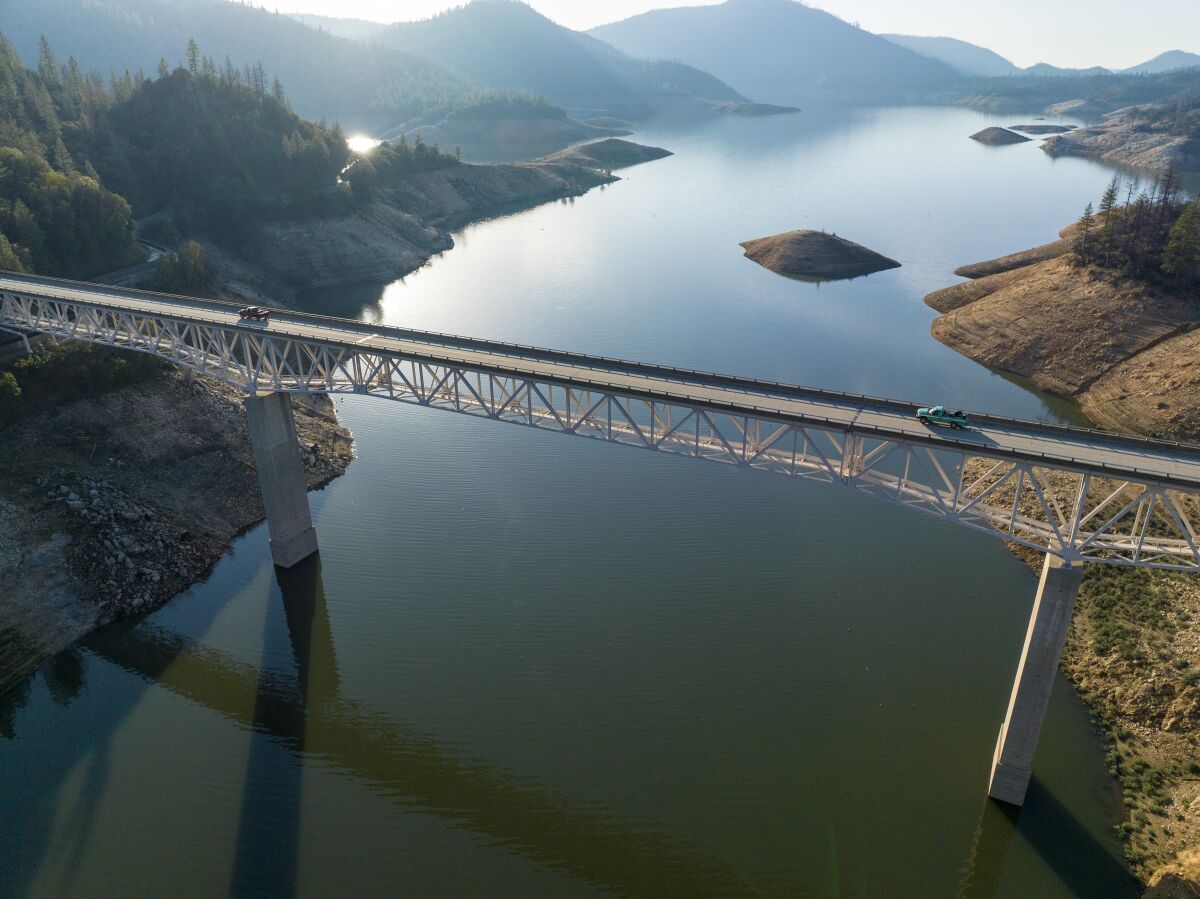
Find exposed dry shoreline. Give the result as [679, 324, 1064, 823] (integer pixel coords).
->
[1042, 107, 1200, 176]
[0, 366, 352, 702]
[1, 151, 632, 706]
[928, 237, 1200, 890]
[927, 232, 1200, 431]
[213, 160, 616, 303]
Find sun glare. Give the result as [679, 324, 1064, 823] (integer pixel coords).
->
[347, 135, 382, 154]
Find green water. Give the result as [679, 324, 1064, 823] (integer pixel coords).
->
[1, 106, 1145, 896]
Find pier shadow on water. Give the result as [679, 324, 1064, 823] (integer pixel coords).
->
[958, 777, 1140, 898]
[230, 553, 340, 897]
[2, 549, 749, 897]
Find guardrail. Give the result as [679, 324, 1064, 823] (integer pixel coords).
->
[6, 270, 1200, 467]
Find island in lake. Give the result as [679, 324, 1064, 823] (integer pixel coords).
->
[740, 230, 901, 280]
[540, 138, 672, 170]
[970, 126, 1031, 145]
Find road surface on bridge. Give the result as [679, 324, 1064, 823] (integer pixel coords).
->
[4, 271, 1199, 491]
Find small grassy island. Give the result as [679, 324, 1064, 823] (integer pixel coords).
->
[740, 230, 900, 280]
[970, 126, 1032, 145]
[712, 101, 801, 116]
[541, 138, 672, 170]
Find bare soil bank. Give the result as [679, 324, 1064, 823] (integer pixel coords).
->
[928, 253, 1199, 422]
[1000, 537, 1200, 891]
[0, 362, 352, 700]
[932, 241, 1200, 890]
[1043, 108, 1200, 175]
[3, 156, 625, 704]
[214, 161, 617, 300]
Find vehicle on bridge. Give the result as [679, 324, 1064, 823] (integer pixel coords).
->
[917, 405, 969, 429]
[239, 306, 271, 321]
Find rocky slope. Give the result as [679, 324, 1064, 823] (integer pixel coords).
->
[2, 154, 625, 702]
[0, 358, 352, 698]
[216, 161, 616, 298]
[1043, 107, 1200, 173]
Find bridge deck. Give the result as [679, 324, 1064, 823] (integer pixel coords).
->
[4, 272, 1200, 491]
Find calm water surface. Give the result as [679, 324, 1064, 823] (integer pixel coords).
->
[2, 107, 1143, 896]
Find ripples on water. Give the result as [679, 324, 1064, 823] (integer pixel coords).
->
[1, 106, 1142, 896]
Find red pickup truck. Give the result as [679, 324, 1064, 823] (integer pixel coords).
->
[238, 306, 271, 321]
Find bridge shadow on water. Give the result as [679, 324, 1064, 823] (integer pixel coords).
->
[230, 554, 341, 897]
[957, 777, 1140, 898]
[0, 543, 266, 896]
[2, 551, 750, 897]
[1, 544, 1141, 897]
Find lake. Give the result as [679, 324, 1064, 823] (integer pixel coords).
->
[0, 106, 1144, 896]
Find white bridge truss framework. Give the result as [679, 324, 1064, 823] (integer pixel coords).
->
[6, 291, 1200, 572]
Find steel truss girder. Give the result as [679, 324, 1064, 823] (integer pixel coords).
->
[5, 291, 1199, 571]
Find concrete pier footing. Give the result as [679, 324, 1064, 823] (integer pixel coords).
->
[988, 553, 1083, 806]
[245, 392, 319, 568]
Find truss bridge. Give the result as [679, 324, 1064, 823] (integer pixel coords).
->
[5, 269, 1200, 806]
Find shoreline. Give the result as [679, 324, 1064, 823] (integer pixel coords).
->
[0, 365, 353, 704]
[0, 148, 638, 710]
[210, 159, 618, 305]
[927, 238, 1200, 888]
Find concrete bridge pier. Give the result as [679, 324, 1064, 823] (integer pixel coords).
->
[245, 392, 319, 568]
[988, 553, 1083, 806]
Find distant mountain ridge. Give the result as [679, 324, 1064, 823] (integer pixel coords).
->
[1123, 50, 1200, 74]
[1, 0, 476, 129]
[882, 35, 1018, 77]
[1023, 62, 1113, 78]
[876, 35, 1200, 81]
[376, 0, 745, 117]
[290, 13, 386, 42]
[589, 0, 961, 104]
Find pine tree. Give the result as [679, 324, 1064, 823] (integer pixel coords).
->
[1098, 176, 1119, 266]
[0, 233, 25, 273]
[37, 35, 60, 89]
[1163, 200, 1200, 285]
[1075, 202, 1095, 262]
[186, 38, 200, 76]
[158, 58, 170, 79]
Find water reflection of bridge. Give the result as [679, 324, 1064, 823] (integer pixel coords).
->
[2, 556, 1139, 896]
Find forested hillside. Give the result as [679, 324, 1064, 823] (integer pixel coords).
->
[1, 0, 476, 128]
[379, 0, 744, 117]
[0, 32, 458, 277]
[957, 67, 1200, 116]
[0, 36, 136, 277]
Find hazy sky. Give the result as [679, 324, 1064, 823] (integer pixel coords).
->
[261, 0, 1200, 69]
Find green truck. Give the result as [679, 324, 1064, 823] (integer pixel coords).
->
[917, 405, 969, 429]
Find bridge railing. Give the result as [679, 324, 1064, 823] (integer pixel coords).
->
[4, 284, 1200, 570]
[3, 272, 1200, 459]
